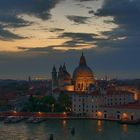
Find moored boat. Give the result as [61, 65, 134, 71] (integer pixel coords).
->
[118, 119, 139, 125]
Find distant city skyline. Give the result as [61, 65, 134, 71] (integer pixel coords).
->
[0, 0, 140, 79]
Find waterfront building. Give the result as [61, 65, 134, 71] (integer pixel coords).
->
[71, 90, 136, 118]
[51, 53, 140, 121]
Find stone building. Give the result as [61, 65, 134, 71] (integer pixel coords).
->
[52, 53, 96, 93]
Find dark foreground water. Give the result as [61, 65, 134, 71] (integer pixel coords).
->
[0, 120, 140, 140]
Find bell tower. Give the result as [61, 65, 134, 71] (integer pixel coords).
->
[52, 65, 58, 90]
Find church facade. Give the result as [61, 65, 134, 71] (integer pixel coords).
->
[52, 53, 96, 93]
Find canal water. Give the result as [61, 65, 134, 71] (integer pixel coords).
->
[0, 120, 140, 140]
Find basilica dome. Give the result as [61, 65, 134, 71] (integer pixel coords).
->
[73, 53, 94, 80]
[73, 65, 93, 80]
[72, 53, 95, 92]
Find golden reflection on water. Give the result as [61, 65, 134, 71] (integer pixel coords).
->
[62, 120, 67, 128]
[122, 124, 128, 133]
[96, 120, 103, 132]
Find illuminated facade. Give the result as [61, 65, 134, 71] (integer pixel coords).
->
[52, 53, 96, 93]
[73, 53, 95, 92]
[71, 90, 140, 121]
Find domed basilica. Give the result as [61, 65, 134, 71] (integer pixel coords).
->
[52, 53, 96, 93]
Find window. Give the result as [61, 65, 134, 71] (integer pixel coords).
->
[104, 114, 107, 119]
[131, 115, 133, 120]
[117, 114, 120, 119]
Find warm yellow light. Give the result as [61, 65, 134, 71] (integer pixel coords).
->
[38, 111, 42, 115]
[122, 113, 128, 120]
[97, 120, 103, 132]
[63, 112, 66, 115]
[97, 111, 103, 119]
[62, 120, 67, 127]
[64, 85, 74, 91]
[134, 93, 139, 101]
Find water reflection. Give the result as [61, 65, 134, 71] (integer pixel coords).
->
[62, 120, 67, 128]
[96, 120, 103, 132]
[0, 120, 140, 140]
[122, 124, 128, 133]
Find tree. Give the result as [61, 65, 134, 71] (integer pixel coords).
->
[58, 92, 71, 112]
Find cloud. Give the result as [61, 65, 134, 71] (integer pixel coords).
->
[49, 28, 65, 33]
[88, 10, 95, 14]
[59, 32, 97, 42]
[75, 0, 99, 2]
[0, 0, 61, 40]
[95, 0, 140, 49]
[66, 15, 90, 24]
[17, 46, 64, 54]
[0, 24, 27, 41]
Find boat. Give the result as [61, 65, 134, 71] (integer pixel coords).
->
[4, 116, 26, 123]
[26, 117, 35, 123]
[4, 116, 13, 123]
[49, 134, 54, 140]
[26, 117, 44, 123]
[32, 117, 44, 123]
[10, 116, 25, 123]
[71, 127, 75, 136]
[118, 119, 139, 125]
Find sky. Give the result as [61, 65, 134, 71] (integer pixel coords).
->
[0, 0, 140, 80]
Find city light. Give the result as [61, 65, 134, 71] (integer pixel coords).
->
[122, 113, 129, 120]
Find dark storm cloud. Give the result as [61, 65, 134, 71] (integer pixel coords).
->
[0, 0, 61, 40]
[75, 0, 98, 2]
[57, 32, 99, 47]
[63, 40, 86, 46]
[49, 28, 65, 33]
[17, 46, 65, 54]
[59, 32, 97, 42]
[88, 10, 95, 14]
[95, 0, 140, 49]
[66, 15, 90, 24]
[16, 32, 97, 53]
[0, 24, 27, 41]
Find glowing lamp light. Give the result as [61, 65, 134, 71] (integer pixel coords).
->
[63, 112, 66, 115]
[97, 111, 103, 119]
[12, 110, 17, 116]
[122, 113, 128, 120]
[13, 110, 17, 114]
[38, 111, 42, 117]
[134, 93, 138, 101]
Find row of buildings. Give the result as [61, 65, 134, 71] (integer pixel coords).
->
[52, 53, 140, 122]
